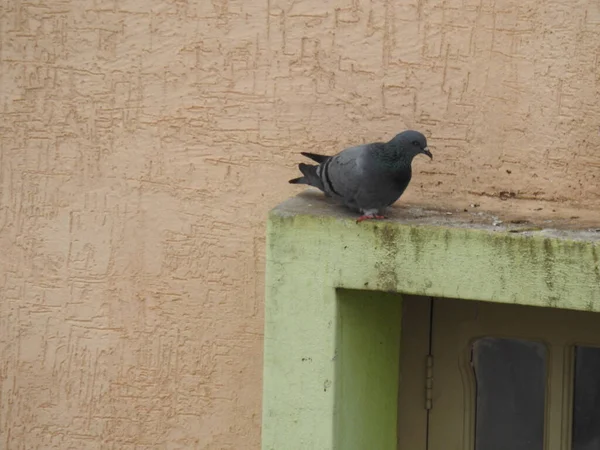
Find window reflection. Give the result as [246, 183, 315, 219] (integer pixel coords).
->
[472, 337, 546, 450]
[572, 346, 600, 450]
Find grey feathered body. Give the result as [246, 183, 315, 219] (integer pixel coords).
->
[294, 143, 412, 214]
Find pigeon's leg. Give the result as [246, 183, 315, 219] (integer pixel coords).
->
[356, 209, 386, 223]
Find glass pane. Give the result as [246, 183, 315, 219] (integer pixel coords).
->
[472, 337, 546, 450]
[572, 346, 600, 450]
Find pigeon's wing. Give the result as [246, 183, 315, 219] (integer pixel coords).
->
[318, 143, 379, 206]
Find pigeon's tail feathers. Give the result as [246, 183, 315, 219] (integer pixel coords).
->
[301, 152, 330, 164]
[288, 163, 325, 190]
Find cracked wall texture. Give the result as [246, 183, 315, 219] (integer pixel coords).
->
[1, 0, 600, 448]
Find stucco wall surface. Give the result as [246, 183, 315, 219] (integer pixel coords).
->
[1, 0, 599, 448]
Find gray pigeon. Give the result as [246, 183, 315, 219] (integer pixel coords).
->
[289, 130, 432, 222]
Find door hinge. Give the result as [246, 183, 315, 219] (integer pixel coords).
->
[425, 354, 433, 410]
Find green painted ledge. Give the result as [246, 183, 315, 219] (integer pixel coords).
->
[262, 191, 600, 450]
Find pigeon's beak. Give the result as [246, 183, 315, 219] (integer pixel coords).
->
[422, 147, 433, 160]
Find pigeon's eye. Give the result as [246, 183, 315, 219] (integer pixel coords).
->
[411, 140, 420, 147]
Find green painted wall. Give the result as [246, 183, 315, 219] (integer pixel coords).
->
[262, 200, 600, 450]
[335, 290, 402, 450]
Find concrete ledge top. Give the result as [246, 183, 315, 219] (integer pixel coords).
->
[272, 190, 600, 243]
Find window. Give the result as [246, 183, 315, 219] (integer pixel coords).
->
[472, 338, 546, 450]
[573, 346, 600, 450]
[398, 297, 600, 450]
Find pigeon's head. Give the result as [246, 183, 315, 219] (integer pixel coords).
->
[389, 130, 432, 160]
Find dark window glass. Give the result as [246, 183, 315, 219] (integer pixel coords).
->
[471, 337, 546, 450]
[572, 346, 600, 450]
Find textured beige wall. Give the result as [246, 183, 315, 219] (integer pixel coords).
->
[1, 0, 600, 448]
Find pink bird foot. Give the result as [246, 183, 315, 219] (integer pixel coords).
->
[356, 214, 386, 223]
